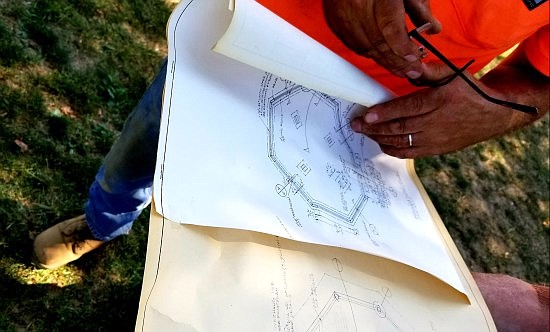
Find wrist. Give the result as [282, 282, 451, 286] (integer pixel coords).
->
[480, 65, 548, 131]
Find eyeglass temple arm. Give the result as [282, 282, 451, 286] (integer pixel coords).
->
[408, 29, 539, 115]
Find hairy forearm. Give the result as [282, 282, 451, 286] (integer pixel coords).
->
[480, 51, 549, 132]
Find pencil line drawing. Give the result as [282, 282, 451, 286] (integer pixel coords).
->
[294, 258, 411, 332]
[259, 73, 392, 234]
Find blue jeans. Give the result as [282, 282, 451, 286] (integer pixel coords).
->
[85, 60, 167, 241]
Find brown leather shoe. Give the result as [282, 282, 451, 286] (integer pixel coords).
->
[33, 214, 104, 269]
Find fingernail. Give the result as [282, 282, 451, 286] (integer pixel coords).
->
[427, 20, 442, 34]
[404, 54, 418, 62]
[392, 70, 406, 78]
[406, 70, 421, 79]
[416, 22, 432, 34]
[419, 47, 428, 59]
[365, 113, 378, 123]
[350, 119, 362, 132]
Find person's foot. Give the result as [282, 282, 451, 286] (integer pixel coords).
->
[33, 215, 104, 269]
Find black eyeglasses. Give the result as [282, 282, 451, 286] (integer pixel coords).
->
[408, 24, 539, 115]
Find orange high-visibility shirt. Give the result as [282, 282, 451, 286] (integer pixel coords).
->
[257, 0, 549, 96]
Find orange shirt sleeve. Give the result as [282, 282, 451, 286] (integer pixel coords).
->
[255, 0, 410, 94]
[256, 0, 549, 95]
[522, 26, 549, 77]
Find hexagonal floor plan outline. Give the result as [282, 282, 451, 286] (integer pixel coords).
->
[266, 83, 371, 228]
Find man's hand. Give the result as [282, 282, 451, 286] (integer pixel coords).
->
[349, 42, 549, 159]
[350, 73, 505, 158]
[322, 0, 441, 79]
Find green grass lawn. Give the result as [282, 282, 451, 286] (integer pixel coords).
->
[0, 0, 548, 330]
[0, 0, 170, 330]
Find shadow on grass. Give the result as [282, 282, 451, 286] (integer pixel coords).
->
[0, 264, 142, 331]
[0, 212, 149, 332]
[0, 0, 172, 329]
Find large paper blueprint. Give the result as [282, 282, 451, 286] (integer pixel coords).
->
[153, 0, 464, 292]
[136, 210, 495, 331]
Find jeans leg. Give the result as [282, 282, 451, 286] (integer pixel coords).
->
[85, 59, 167, 241]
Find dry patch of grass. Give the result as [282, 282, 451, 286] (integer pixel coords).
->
[0, 257, 84, 287]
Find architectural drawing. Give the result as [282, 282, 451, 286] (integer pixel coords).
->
[259, 74, 392, 234]
[138, 0, 496, 330]
[289, 258, 412, 332]
[305, 290, 402, 331]
[152, 0, 471, 303]
[269, 244, 415, 331]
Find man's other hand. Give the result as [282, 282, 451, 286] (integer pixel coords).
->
[323, 0, 441, 79]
